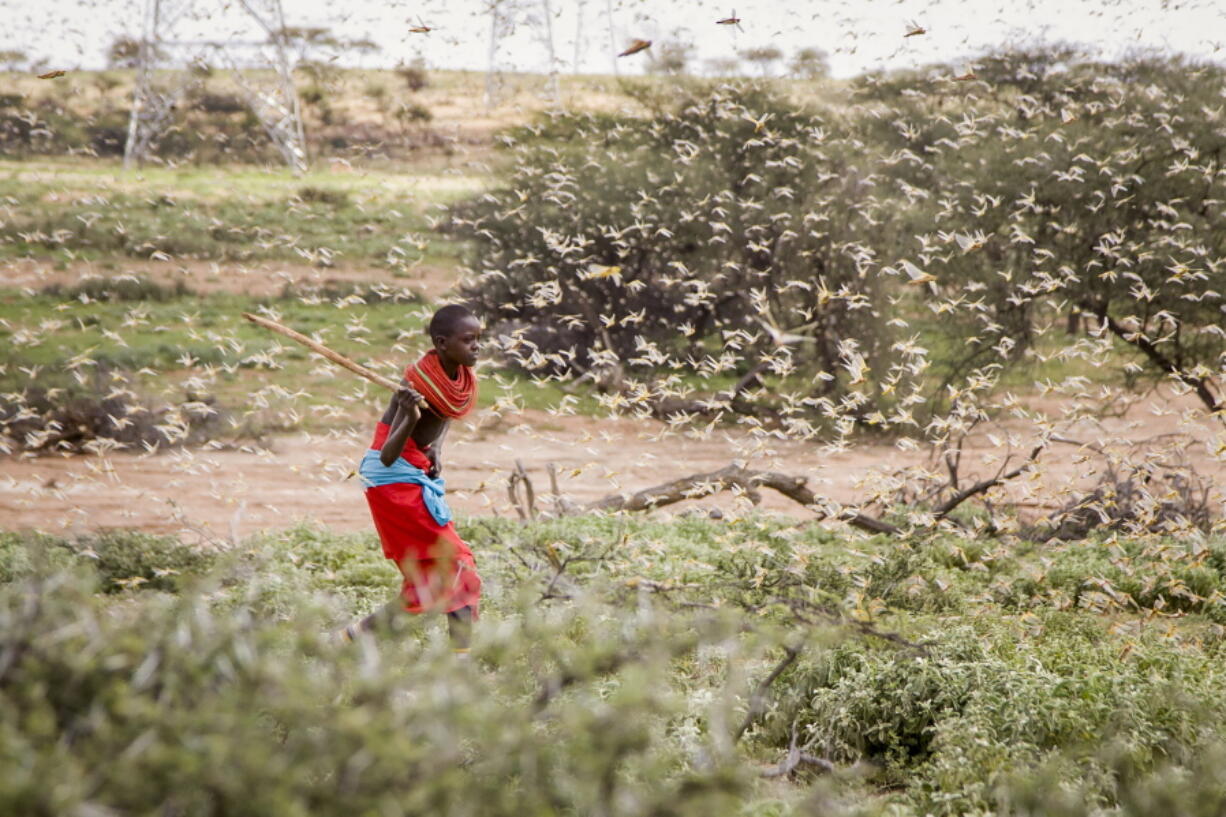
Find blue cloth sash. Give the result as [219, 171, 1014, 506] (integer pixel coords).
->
[357, 448, 452, 527]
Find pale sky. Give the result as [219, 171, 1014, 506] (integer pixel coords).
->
[2, 0, 1223, 78]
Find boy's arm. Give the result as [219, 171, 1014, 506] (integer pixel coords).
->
[380, 384, 422, 467]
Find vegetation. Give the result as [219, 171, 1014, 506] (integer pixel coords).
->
[454, 54, 1226, 440]
[1, 45, 1226, 817]
[0, 161, 478, 268]
[455, 82, 902, 433]
[3, 517, 1226, 815]
[0, 67, 643, 164]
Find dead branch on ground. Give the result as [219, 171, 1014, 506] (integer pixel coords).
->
[507, 459, 537, 521]
[584, 462, 901, 535]
[932, 443, 1045, 521]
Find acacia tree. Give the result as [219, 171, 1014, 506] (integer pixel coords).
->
[270, 26, 379, 69]
[0, 49, 26, 72]
[107, 36, 161, 69]
[790, 47, 829, 80]
[453, 83, 909, 433]
[646, 41, 692, 76]
[741, 46, 783, 78]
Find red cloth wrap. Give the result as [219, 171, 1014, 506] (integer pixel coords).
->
[365, 421, 481, 616]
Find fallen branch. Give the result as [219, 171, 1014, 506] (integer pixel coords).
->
[545, 462, 582, 516]
[507, 459, 537, 521]
[584, 462, 900, 535]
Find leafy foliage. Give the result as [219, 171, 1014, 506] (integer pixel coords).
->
[3, 518, 1226, 816]
[457, 53, 1226, 447]
[455, 82, 904, 433]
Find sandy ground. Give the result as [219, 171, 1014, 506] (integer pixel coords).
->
[3, 387, 1224, 543]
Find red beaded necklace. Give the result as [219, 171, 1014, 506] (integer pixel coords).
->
[405, 350, 476, 419]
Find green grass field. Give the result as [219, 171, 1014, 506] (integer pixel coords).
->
[0, 151, 595, 437]
[0, 157, 484, 268]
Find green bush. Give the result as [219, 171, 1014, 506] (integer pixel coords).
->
[453, 81, 902, 429]
[764, 612, 1226, 815]
[42, 275, 195, 303]
[397, 101, 433, 123]
[295, 185, 350, 207]
[0, 530, 216, 592]
[4, 517, 1226, 816]
[0, 378, 225, 455]
[0, 553, 751, 816]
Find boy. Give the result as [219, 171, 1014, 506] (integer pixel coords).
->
[341, 304, 483, 651]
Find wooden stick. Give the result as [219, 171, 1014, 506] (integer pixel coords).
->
[241, 312, 425, 406]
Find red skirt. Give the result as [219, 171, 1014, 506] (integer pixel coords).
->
[365, 423, 481, 616]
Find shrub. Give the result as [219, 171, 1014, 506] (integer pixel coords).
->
[42, 275, 195, 302]
[298, 84, 326, 106]
[0, 530, 216, 592]
[0, 376, 225, 455]
[762, 613, 1226, 815]
[192, 91, 246, 114]
[453, 81, 904, 431]
[396, 101, 432, 123]
[396, 59, 429, 91]
[0, 554, 751, 817]
[294, 185, 350, 207]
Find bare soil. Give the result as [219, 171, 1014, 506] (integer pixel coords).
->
[3, 387, 1223, 542]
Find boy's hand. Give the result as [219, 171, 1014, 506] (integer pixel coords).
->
[425, 446, 442, 479]
[395, 386, 423, 413]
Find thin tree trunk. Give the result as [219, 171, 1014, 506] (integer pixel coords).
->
[606, 0, 618, 76]
[539, 0, 559, 100]
[572, 0, 586, 74]
[484, 0, 502, 110]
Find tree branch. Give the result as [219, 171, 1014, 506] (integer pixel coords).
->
[584, 462, 900, 535]
[735, 645, 800, 742]
[932, 443, 1045, 521]
[760, 721, 836, 778]
[1084, 300, 1224, 416]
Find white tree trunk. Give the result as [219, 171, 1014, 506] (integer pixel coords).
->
[572, 0, 586, 74]
[540, 0, 559, 101]
[484, 0, 502, 110]
[605, 0, 618, 76]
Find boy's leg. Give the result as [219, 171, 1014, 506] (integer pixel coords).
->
[447, 606, 473, 651]
[339, 596, 403, 641]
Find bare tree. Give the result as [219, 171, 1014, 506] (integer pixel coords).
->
[484, 0, 504, 109]
[539, 0, 559, 100]
[606, 0, 618, 76]
[572, 0, 586, 74]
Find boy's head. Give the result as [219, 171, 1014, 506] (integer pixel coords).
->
[429, 304, 481, 368]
